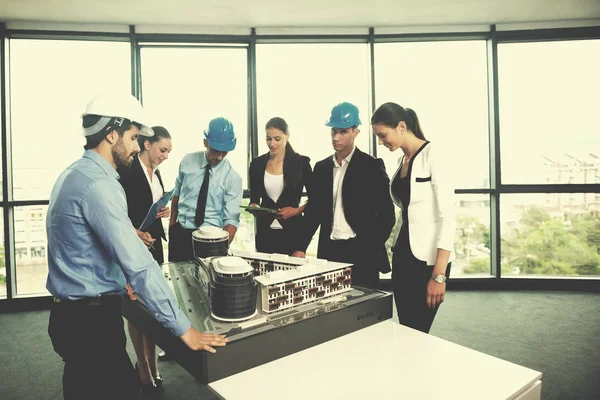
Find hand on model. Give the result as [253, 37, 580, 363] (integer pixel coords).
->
[180, 326, 229, 353]
[292, 251, 306, 258]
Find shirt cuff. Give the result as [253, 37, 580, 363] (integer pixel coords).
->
[163, 308, 192, 337]
[223, 219, 240, 228]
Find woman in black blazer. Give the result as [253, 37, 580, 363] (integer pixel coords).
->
[118, 128, 171, 264]
[249, 117, 312, 255]
[117, 126, 172, 393]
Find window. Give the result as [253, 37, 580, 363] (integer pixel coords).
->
[9, 39, 132, 200]
[501, 194, 600, 277]
[383, 193, 492, 277]
[454, 194, 491, 276]
[256, 43, 371, 166]
[232, 198, 256, 252]
[497, 39, 600, 278]
[374, 41, 490, 189]
[14, 206, 50, 296]
[498, 40, 600, 184]
[140, 46, 249, 190]
[2, 31, 598, 303]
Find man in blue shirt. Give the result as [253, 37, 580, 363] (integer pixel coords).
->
[46, 93, 227, 400]
[168, 117, 243, 262]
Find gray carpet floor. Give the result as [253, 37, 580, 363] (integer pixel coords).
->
[0, 291, 598, 400]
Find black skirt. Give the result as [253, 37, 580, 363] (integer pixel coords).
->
[391, 223, 451, 334]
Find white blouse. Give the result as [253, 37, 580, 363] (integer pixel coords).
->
[264, 171, 284, 229]
[138, 154, 163, 203]
[331, 146, 357, 240]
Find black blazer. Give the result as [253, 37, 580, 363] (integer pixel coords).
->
[249, 149, 312, 248]
[300, 147, 395, 273]
[117, 156, 166, 241]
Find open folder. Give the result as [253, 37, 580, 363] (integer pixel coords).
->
[139, 189, 175, 232]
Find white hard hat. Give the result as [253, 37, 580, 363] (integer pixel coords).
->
[81, 92, 154, 137]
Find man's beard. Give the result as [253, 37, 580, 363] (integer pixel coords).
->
[112, 137, 134, 168]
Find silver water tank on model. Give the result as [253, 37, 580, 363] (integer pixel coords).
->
[192, 226, 229, 262]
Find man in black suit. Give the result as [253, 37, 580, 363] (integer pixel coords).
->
[292, 102, 395, 288]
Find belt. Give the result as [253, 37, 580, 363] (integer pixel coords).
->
[53, 295, 122, 306]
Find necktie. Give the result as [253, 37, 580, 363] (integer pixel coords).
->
[195, 164, 211, 227]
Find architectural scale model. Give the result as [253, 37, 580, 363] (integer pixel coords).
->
[190, 227, 353, 322]
[223, 249, 352, 315]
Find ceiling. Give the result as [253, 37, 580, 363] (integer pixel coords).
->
[1, 0, 600, 28]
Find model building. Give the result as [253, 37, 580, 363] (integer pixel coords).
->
[191, 227, 353, 321]
[230, 250, 352, 314]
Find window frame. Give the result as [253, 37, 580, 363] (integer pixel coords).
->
[1, 24, 599, 306]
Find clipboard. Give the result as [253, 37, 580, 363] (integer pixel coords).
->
[139, 189, 175, 232]
[240, 204, 279, 217]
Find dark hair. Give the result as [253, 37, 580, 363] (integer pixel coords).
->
[82, 115, 141, 150]
[138, 126, 172, 153]
[265, 117, 296, 154]
[371, 102, 426, 140]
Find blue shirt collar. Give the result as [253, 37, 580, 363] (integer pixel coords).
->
[82, 149, 120, 181]
[201, 151, 227, 171]
[200, 153, 209, 169]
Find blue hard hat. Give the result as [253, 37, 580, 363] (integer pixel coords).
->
[204, 117, 237, 152]
[325, 102, 361, 128]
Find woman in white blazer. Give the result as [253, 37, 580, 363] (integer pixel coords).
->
[371, 102, 455, 333]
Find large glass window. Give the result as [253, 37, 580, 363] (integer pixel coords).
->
[3, 33, 599, 302]
[256, 43, 371, 165]
[9, 39, 132, 200]
[501, 194, 600, 277]
[374, 41, 490, 189]
[498, 40, 600, 184]
[14, 205, 49, 296]
[140, 46, 249, 190]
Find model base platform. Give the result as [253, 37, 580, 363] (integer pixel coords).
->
[122, 261, 393, 384]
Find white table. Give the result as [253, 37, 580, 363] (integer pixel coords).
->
[210, 320, 542, 400]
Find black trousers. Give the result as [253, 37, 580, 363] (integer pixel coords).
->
[48, 297, 139, 400]
[255, 226, 296, 255]
[168, 222, 196, 262]
[392, 243, 452, 334]
[319, 237, 379, 289]
[149, 236, 164, 264]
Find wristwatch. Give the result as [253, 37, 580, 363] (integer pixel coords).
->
[431, 273, 447, 284]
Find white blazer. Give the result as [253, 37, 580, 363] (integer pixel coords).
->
[390, 142, 456, 265]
